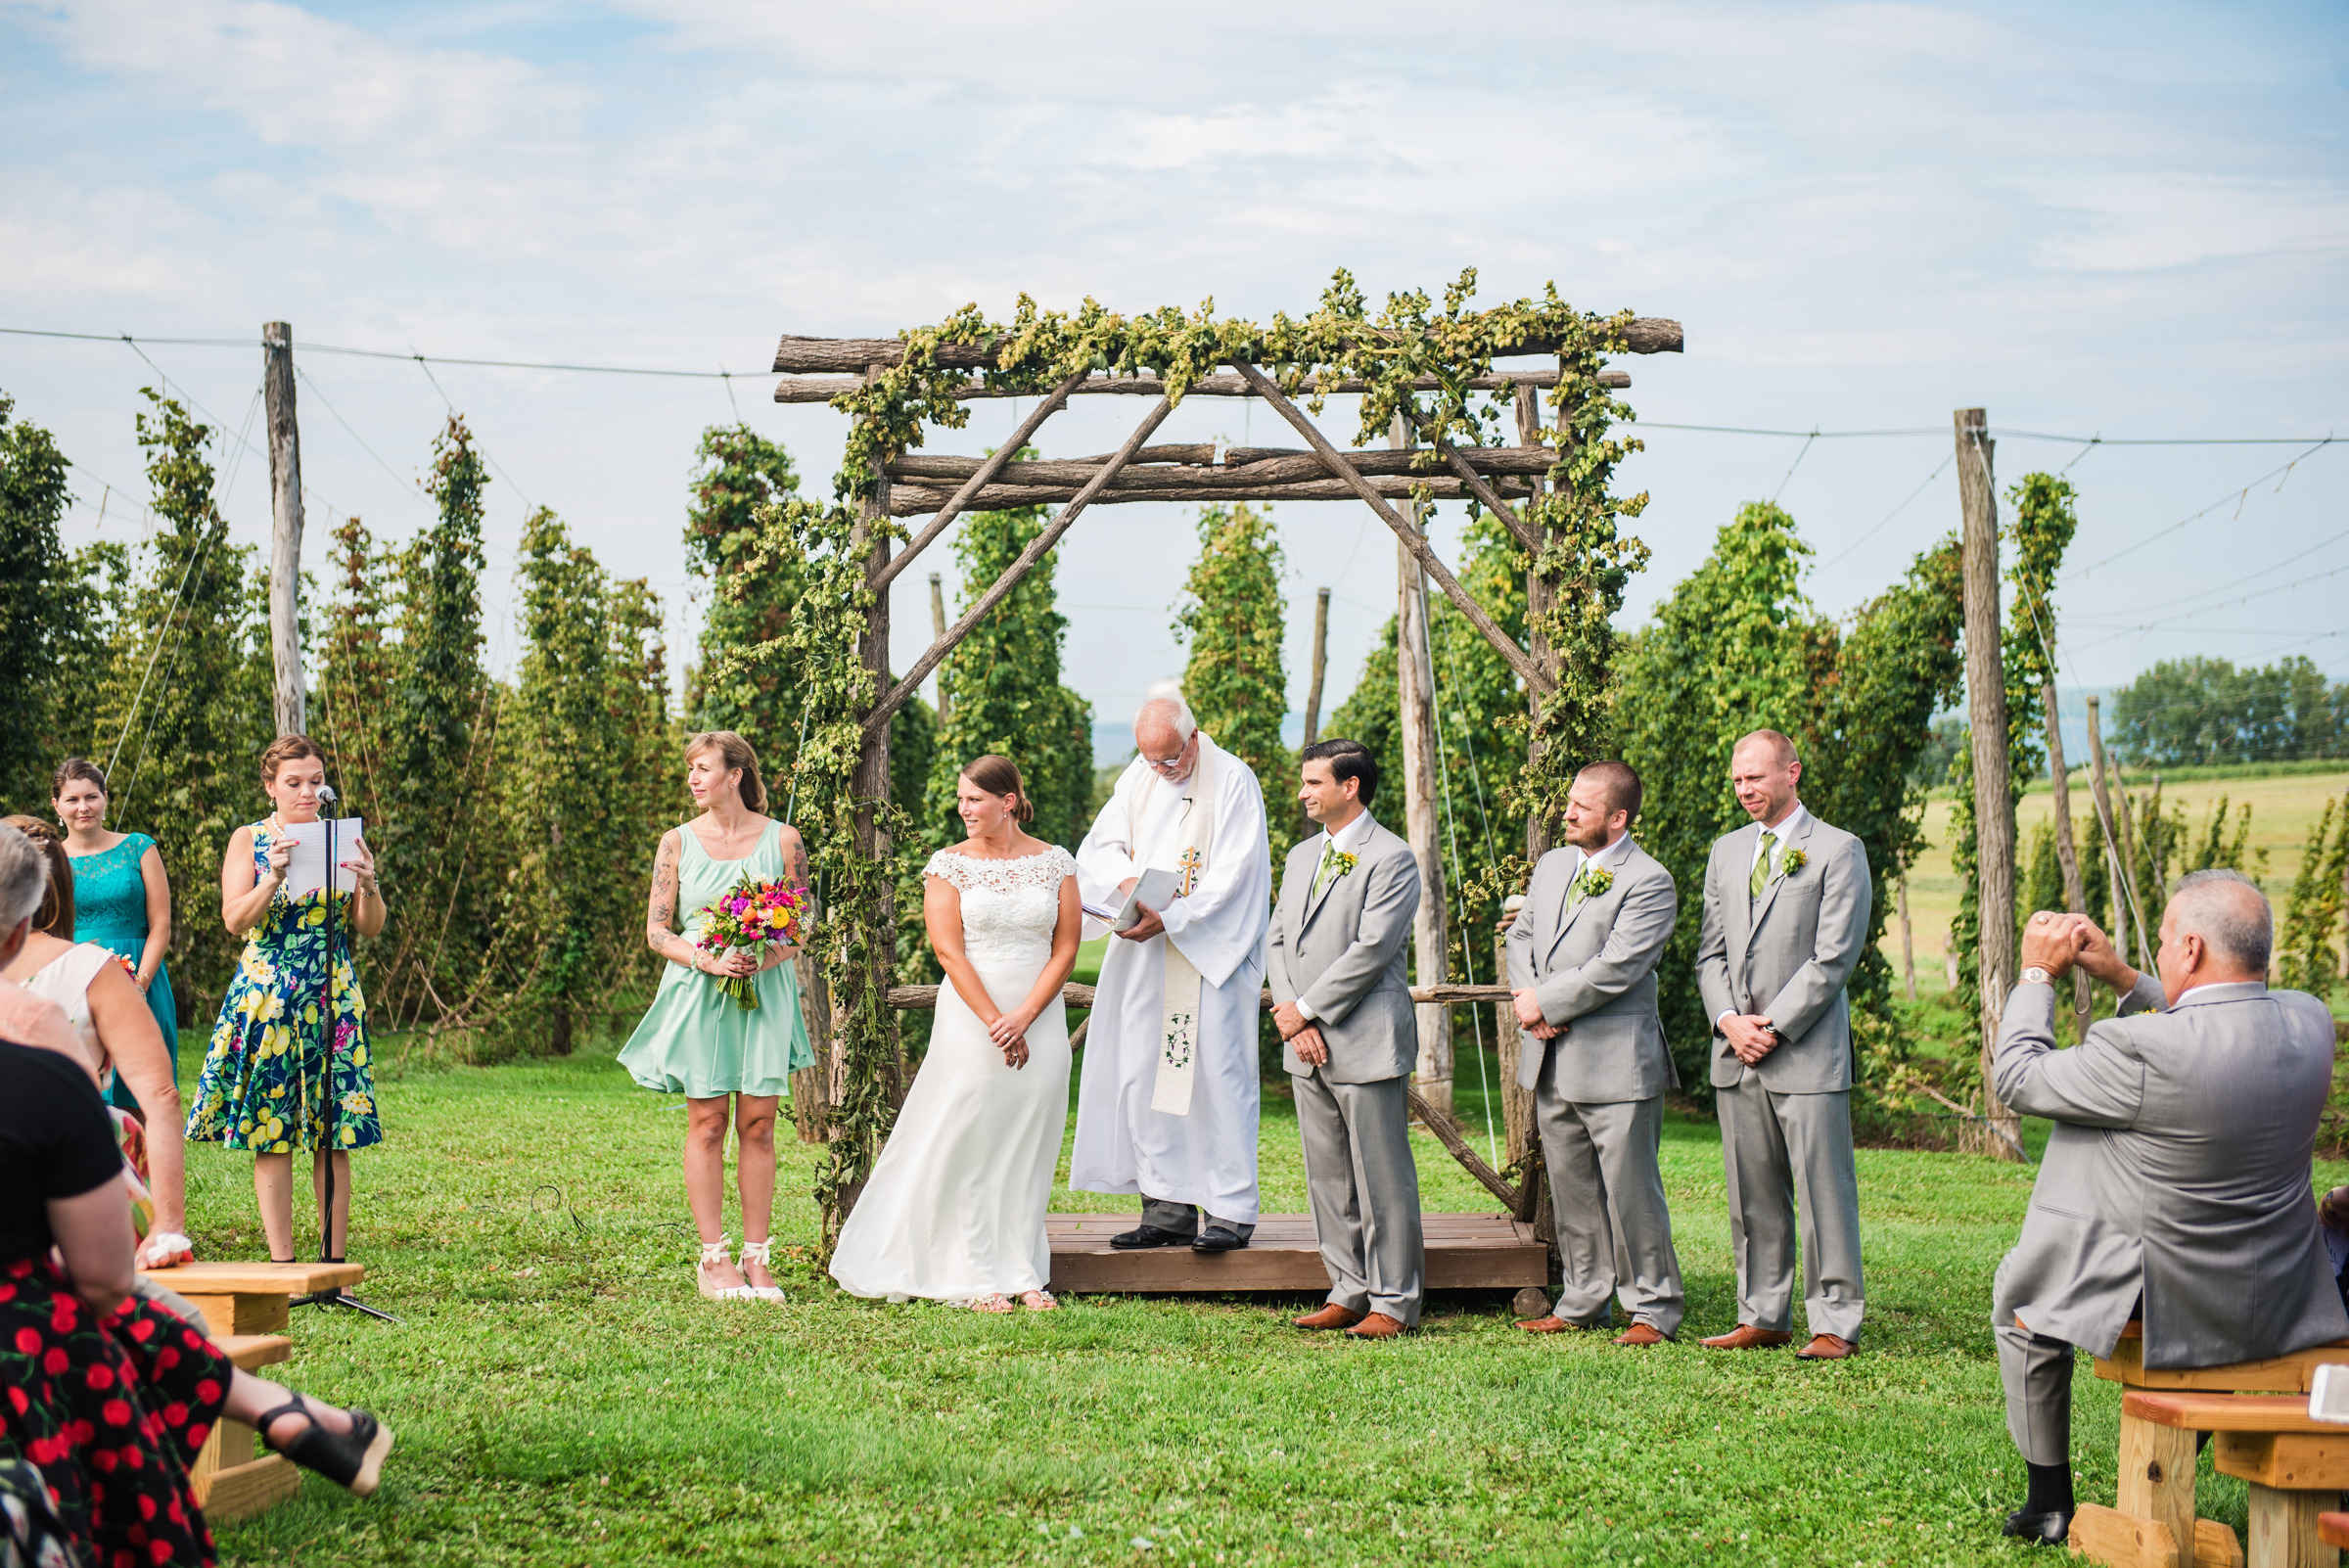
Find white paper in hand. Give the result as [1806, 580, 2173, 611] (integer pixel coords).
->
[280, 818, 366, 899]
[1082, 866, 1177, 933]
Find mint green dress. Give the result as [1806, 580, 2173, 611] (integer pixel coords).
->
[618, 820, 813, 1098]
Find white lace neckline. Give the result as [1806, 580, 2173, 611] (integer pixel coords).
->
[933, 847, 1059, 864]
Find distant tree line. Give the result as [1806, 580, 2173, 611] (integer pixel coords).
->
[2110, 655, 2347, 767]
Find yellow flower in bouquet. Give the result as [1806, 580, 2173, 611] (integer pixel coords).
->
[693, 873, 811, 1010]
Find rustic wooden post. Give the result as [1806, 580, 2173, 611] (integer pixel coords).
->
[1516, 384, 1557, 862]
[928, 571, 951, 726]
[2042, 686, 2094, 1041]
[2085, 694, 2128, 968]
[1897, 868, 1918, 1003]
[1391, 415, 1452, 1124]
[1494, 898, 1535, 1168]
[1958, 407, 2023, 1161]
[1302, 587, 1329, 748]
[262, 322, 305, 736]
[790, 950, 834, 1143]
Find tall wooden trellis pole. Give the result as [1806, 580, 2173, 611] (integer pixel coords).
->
[762, 289, 1682, 1245]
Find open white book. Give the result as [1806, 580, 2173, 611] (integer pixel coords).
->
[279, 817, 366, 899]
[1082, 866, 1178, 933]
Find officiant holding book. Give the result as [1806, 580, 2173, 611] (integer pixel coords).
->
[1071, 682, 1272, 1253]
[186, 735, 386, 1264]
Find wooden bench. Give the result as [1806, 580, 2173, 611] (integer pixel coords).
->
[2067, 1324, 2349, 1568]
[2115, 1392, 2349, 1568]
[139, 1261, 366, 1523]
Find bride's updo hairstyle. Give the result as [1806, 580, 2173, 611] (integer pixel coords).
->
[960, 755, 1034, 824]
[685, 730, 766, 812]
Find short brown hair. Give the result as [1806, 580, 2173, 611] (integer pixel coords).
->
[1576, 760, 1643, 825]
[685, 730, 766, 813]
[959, 755, 1035, 824]
[1733, 728, 1799, 768]
[259, 734, 327, 785]
[0, 815, 72, 937]
[51, 758, 108, 800]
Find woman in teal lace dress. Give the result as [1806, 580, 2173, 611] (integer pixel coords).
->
[53, 759, 177, 1110]
[184, 735, 389, 1264]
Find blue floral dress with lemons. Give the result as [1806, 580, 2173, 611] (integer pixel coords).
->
[183, 820, 383, 1153]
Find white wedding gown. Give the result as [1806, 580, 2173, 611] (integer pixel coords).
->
[829, 846, 1075, 1303]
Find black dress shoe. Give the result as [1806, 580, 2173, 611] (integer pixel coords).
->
[2001, 1509, 2070, 1545]
[1191, 1225, 1247, 1253]
[1110, 1224, 1187, 1250]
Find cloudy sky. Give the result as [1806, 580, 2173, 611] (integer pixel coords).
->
[4, 0, 2344, 749]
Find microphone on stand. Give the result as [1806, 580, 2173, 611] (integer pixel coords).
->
[293, 778, 394, 1321]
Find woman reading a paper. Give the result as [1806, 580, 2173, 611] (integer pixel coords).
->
[186, 735, 386, 1263]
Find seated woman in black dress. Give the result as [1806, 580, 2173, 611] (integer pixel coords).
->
[0, 823, 393, 1565]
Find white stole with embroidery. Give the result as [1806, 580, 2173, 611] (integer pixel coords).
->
[1134, 741, 1218, 1116]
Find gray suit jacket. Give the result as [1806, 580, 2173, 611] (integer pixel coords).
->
[1992, 975, 2349, 1369]
[1266, 819, 1422, 1084]
[1503, 839, 1679, 1100]
[1695, 810, 1870, 1092]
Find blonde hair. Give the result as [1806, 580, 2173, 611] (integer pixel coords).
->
[685, 730, 766, 812]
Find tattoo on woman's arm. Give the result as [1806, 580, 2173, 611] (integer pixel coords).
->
[646, 836, 679, 953]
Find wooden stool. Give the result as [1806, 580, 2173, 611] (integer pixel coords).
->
[2116, 1392, 2349, 1568]
[2067, 1324, 2349, 1568]
[139, 1261, 366, 1523]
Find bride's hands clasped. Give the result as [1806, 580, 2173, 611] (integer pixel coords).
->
[986, 1006, 1036, 1070]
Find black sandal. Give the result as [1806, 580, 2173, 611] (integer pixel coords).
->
[255, 1395, 394, 1497]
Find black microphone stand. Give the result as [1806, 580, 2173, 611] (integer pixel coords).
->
[293, 799, 395, 1323]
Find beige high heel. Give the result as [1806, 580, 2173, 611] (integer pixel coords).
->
[738, 1239, 786, 1303]
[697, 1239, 748, 1301]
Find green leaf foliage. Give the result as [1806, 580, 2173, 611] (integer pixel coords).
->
[2111, 655, 2346, 767]
[1174, 503, 1295, 860]
[0, 392, 100, 811]
[2278, 792, 2349, 996]
[684, 423, 805, 776]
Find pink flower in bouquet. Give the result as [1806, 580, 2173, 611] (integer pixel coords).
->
[693, 874, 809, 1010]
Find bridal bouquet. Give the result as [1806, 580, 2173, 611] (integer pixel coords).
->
[694, 875, 810, 1010]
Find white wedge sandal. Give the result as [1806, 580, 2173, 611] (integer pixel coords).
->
[697, 1238, 749, 1301]
[738, 1239, 786, 1303]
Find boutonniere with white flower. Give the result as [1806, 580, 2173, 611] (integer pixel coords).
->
[1779, 848, 1809, 879]
[1574, 864, 1615, 899]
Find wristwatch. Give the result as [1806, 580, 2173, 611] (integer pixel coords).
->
[2019, 966, 2052, 986]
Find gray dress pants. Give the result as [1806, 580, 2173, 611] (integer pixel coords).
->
[1139, 1195, 1255, 1242]
[1995, 1319, 2075, 1466]
[1717, 1080, 1865, 1341]
[1536, 1056, 1684, 1334]
[1292, 1068, 1424, 1324]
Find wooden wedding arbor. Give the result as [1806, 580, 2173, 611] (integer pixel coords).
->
[765, 283, 1681, 1289]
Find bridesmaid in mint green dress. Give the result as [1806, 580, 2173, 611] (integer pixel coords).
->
[52, 759, 178, 1109]
[620, 730, 812, 1303]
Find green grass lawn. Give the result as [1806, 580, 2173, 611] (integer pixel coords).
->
[186, 1034, 2342, 1567]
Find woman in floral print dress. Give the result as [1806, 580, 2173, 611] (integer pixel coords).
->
[184, 736, 387, 1263]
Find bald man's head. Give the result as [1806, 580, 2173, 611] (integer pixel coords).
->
[2162, 869, 2272, 978]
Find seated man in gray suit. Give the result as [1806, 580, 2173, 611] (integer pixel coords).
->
[1504, 760, 1685, 1345]
[1694, 728, 1871, 1360]
[1267, 738, 1425, 1340]
[1991, 872, 2348, 1545]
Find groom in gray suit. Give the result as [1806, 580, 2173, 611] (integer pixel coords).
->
[1695, 728, 1871, 1360]
[1504, 760, 1685, 1344]
[1267, 738, 1425, 1340]
[1989, 875, 2347, 1545]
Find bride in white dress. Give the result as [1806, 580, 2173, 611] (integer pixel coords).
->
[830, 755, 1082, 1312]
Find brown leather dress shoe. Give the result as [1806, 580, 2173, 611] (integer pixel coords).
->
[1796, 1333, 1855, 1360]
[1346, 1312, 1407, 1339]
[1512, 1315, 1588, 1334]
[1293, 1303, 1365, 1331]
[1613, 1322, 1671, 1347]
[1698, 1324, 1794, 1350]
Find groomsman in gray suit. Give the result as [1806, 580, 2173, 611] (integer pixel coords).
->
[1694, 728, 1871, 1360]
[1267, 738, 1425, 1340]
[1504, 760, 1685, 1345]
[1988, 877, 2346, 1545]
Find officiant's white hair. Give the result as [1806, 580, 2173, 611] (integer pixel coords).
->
[1135, 680, 1197, 741]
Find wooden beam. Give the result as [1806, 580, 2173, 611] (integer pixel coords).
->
[864, 395, 1176, 735]
[869, 369, 1086, 594]
[883, 474, 1535, 515]
[1303, 587, 1329, 748]
[771, 322, 1681, 374]
[1409, 1085, 1519, 1209]
[1403, 409, 1543, 555]
[775, 368, 1631, 403]
[1226, 358, 1553, 697]
[881, 982, 1511, 1010]
[1958, 406, 2024, 1163]
[889, 443, 1558, 484]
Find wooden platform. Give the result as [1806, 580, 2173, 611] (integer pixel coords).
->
[139, 1259, 365, 1337]
[1046, 1213, 1545, 1294]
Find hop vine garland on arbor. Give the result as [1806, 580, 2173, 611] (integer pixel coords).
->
[737, 270, 1663, 1248]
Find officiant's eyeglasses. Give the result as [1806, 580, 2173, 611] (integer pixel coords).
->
[1140, 752, 1186, 773]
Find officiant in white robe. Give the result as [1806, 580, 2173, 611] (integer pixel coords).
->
[1072, 683, 1272, 1252]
